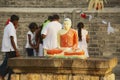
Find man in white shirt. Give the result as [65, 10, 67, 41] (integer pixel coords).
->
[41, 14, 62, 55]
[0, 15, 19, 80]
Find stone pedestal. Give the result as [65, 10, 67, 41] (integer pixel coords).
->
[8, 56, 118, 80]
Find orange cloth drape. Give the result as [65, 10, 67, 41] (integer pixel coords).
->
[60, 29, 78, 49]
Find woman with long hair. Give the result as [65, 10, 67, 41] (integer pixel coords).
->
[77, 22, 89, 57]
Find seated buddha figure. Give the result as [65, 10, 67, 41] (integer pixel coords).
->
[57, 18, 78, 50]
[57, 18, 85, 58]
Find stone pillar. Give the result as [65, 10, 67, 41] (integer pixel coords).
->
[8, 56, 118, 80]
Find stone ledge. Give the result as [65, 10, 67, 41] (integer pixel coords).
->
[8, 56, 118, 75]
[0, 8, 120, 13]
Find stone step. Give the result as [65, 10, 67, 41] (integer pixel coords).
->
[0, 0, 119, 8]
[115, 56, 120, 63]
[116, 76, 120, 80]
[113, 64, 120, 76]
[0, 8, 120, 13]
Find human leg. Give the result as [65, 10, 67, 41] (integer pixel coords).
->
[7, 51, 16, 80]
[0, 53, 9, 79]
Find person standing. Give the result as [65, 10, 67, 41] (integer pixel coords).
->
[0, 15, 20, 80]
[34, 25, 44, 56]
[25, 22, 38, 56]
[41, 14, 62, 55]
[42, 15, 53, 28]
[77, 22, 89, 57]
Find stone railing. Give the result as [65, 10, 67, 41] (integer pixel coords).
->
[8, 56, 118, 80]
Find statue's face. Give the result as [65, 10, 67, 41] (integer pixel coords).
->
[64, 20, 71, 30]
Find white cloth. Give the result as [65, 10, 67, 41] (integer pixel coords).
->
[34, 44, 43, 56]
[41, 21, 62, 49]
[78, 29, 89, 57]
[25, 31, 36, 48]
[1, 22, 17, 52]
[107, 22, 114, 34]
[38, 44, 43, 56]
[102, 21, 115, 34]
[88, 15, 92, 21]
[102, 20, 107, 24]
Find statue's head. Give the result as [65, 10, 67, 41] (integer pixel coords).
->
[63, 18, 72, 30]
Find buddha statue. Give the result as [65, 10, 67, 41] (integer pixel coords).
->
[57, 18, 78, 51]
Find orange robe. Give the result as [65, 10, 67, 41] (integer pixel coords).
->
[60, 29, 78, 49]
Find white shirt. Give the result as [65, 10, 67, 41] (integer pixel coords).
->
[41, 21, 62, 49]
[1, 22, 17, 52]
[25, 31, 35, 48]
[78, 29, 88, 48]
